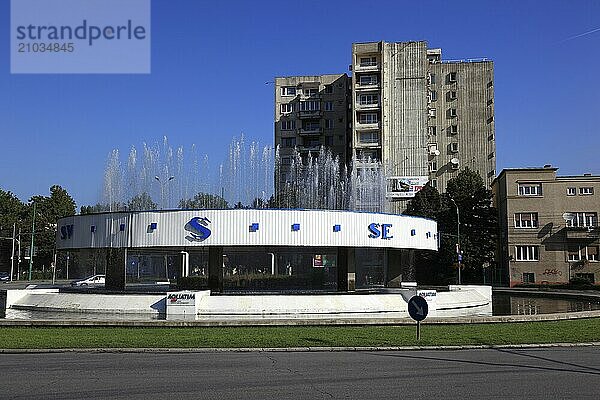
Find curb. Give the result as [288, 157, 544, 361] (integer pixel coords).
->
[1, 342, 599, 354]
[2, 310, 600, 327]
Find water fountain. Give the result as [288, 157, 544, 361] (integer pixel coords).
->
[101, 135, 388, 213]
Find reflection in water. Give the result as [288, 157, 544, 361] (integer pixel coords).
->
[4, 309, 165, 321]
[493, 293, 600, 316]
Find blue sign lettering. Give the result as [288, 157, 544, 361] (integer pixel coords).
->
[60, 224, 73, 240]
[368, 223, 393, 240]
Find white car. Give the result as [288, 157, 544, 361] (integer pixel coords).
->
[70, 274, 105, 287]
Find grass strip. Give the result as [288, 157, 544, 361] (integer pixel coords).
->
[1, 319, 600, 349]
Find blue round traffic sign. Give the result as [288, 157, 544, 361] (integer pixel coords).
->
[408, 295, 429, 321]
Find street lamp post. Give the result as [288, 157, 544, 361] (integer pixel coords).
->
[28, 201, 36, 281]
[155, 175, 175, 209]
[449, 198, 461, 285]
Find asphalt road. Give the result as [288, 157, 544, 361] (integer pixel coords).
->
[1, 347, 599, 399]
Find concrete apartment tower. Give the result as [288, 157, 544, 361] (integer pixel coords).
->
[274, 41, 496, 211]
[274, 74, 350, 177]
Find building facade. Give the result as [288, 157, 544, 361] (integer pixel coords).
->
[493, 167, 600, 287]
[274, 41, 496, 212]
[274, 74, 351, 176]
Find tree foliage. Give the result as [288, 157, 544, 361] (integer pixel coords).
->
[127, 192, 157, 211]
[179, 193, 228, 209]
[406, 168, 497, 284]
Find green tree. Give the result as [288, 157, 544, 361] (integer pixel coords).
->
[0, 189, 26, 228]
[25, 185, 77, 271]
[80, 203, 110, 214]
[405, 169, 497, 284]
[179, 193, 228, 209]
[443, 168, 497, 283]
[127, 192, 157, 211]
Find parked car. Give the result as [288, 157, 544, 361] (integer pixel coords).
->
[70, 274, 105, 287]
[0, 272, 9, 282]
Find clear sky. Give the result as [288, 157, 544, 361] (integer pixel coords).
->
[1, 0, 599, 207]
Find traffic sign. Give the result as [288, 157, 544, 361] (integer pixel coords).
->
[408, 295, 429, 321]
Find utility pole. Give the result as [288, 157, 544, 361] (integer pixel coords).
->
[28, 201, 36, 281]
[450, 198, 461, 285]
[10, 222, 16, 282]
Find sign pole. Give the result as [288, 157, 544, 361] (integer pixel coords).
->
[416, 321, 421, 341]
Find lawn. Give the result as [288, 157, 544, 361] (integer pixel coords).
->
[1, 318, 599, 349]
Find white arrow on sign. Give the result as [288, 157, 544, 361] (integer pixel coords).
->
[411, 300, 424, 316]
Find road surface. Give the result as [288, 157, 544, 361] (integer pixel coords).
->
[1, 347, 599, 399]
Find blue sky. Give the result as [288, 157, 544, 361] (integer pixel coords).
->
[1, 0, 599, 207]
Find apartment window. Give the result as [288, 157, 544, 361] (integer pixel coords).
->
[518, 183, 542, 196]
[304, 88, 318, 97]
[281, 157, 291, 165]
[359, 57, 377, 67]
[588, 246, 599, 262]
[428, 108, 436, 118]
[429, 90, 437, 102]
[448, 90, 457, 100]
[574, 273, 595, 284]
[430, 179, 437, 188]
[303, 121, 320, 131]
[566, 212, 598, 227]
[324, 85, 333, 94]
[304, 138, 321, 147]
[280, 103, 294, 114]
[567, 245, 598, 262]
[515, 212, 539, 228]
[579, 187, 594, 195]
[281, 87, 296, 96]
[567, 187, 576, 196]
[359, 75, 378, 86]
[428, 73, 436, 85]
[449, 142, 458, 153]
[568, 244, 581, 261]
[282, 137, 296, 148]
[324, 136, 333, 146]
[359, 113, 378, 124]
[428, 126, 437, 136]
[324, 101, 333, 111]
[429, 161, 438, 172]
[522, 273, 535, 284]
[448, 108, 458, 118]
[280, 120, 295, 131]
[448, 72, 457, 83]
[359, 132, 379, 144]
[515, 245, 539, 261]
[325, 119, 334, 129]
[359, 94, 378, 105]
[449, 125, 458, 135]
[299, 101, 320, 111]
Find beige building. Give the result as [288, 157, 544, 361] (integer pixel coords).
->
[493, 166, 600, 287]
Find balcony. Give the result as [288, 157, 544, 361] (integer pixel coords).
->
[355, 121, 380, 131]
[298, 110, 323, 119]
[297, 127, 323, 136]
[355, 82, 380, 91]
[565, 226, 600, 240]
[354, 62, 380, 73]
[355, 102, 380, 111]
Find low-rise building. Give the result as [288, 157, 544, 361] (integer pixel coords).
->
[493, 166, 600, 286]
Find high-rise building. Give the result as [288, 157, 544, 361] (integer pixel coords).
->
[274, 41, 496, 211]
[274, 74, 351, 176]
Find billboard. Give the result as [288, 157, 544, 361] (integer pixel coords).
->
[386, 176, 429, 198]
